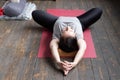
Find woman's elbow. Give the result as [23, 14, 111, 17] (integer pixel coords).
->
[49, 39, 59, 49]
[79, 39, 87, 50]
[49, 41, 54, 49]
[82, 40, 87, 50]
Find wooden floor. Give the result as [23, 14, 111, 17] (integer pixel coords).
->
[0, 0, 120, 80]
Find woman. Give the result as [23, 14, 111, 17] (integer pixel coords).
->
[32, 8, 103, 75]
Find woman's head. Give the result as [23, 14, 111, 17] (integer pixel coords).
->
[59, 36, 78, 52]
[59, 26, 78, 52]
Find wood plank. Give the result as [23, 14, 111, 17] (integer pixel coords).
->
[98, 0, 120, 80]
[85, 0, 111, 80]
[56, 0, 64, 9]
[91, 0, 120, 80]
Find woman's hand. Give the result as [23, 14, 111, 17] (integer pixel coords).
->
[63, 61, 77, 71]
[57, 61, 77, 75]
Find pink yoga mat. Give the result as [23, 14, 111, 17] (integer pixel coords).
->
[38, 9, 97, 58]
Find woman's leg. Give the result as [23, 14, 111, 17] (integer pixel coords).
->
[77, 8, 103, 31]
[32, 10, 58, 32]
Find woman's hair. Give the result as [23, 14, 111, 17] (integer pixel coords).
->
[59, 36, 79, 52]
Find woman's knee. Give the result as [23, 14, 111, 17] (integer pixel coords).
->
[32, 10, 38, 19]
[32, 10, 46, 22]
[32, 10, 42, 17]
[92, 8, 103, 15]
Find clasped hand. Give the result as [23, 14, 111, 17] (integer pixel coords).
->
[57, 61, 77, 76]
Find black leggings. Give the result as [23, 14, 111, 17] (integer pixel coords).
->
[32, 8, 103, 32]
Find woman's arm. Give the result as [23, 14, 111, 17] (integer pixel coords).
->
[73, 39, 87, 66]
[49, 39, 61, 63]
